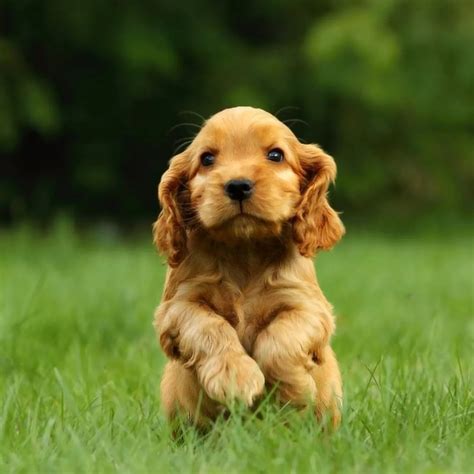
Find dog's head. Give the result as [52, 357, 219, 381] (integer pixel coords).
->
[154, 107, 344, 266]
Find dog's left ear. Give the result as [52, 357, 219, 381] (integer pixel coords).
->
[292, 142, 345, 257]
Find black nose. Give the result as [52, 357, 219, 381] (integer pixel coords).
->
[224, 179, 254, 201]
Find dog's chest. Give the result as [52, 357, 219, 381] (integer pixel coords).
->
[207, 279, 270, 352]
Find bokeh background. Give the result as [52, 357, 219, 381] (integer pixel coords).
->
[2, 0, 473, 227]
[1, 2, 473, 471]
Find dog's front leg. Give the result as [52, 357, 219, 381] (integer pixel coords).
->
[155, 299, 265, 407]
[252, 302, 334, 406]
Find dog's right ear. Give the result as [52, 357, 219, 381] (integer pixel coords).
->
[153, 151, 190, 267]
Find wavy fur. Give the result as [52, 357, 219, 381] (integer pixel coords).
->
[153, 107, 344, 427]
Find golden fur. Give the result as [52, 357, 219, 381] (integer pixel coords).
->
[153, 106, 344, 426]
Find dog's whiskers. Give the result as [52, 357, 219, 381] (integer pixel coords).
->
[174, 135, 196, 145]
[168, 122, 202, 134]
[274, 105, 301, 118]
[178, 110, 207, 124]
[173, 138, 196, 154]
[282, 118, 310, 128]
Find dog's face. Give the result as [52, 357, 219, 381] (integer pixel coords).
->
[154, 107, 344, 266]
[187, 108, 301, 240]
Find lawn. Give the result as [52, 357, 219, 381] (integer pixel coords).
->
[0, 220, 472, 473]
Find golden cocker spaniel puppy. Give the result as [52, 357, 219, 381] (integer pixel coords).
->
[153, 106, 344, 426]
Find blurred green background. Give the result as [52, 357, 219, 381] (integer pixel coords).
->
[1, 0, 472, 226]
[1, 3, 473, 471]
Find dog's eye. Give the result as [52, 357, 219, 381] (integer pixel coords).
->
[267, 148, 284, 163]
[200, 152, 215, 167]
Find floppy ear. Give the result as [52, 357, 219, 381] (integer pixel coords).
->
[153, 152, 189, 267]
[292, 143, 345, 257]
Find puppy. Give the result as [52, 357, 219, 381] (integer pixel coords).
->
[153, 106, 344, 426]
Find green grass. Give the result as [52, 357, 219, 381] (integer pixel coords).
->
[0, 220, 473, 473]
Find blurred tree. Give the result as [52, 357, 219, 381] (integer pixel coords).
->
[1, 0, 472, 224]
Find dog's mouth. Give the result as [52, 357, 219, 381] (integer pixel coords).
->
[230, 203, 269, 223]
[236, 201, 264, 218]
[208, 210, 271, 232]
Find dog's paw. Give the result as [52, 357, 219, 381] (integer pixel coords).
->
[198, 352, 265, 407]
[253, 332, 319, 407]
